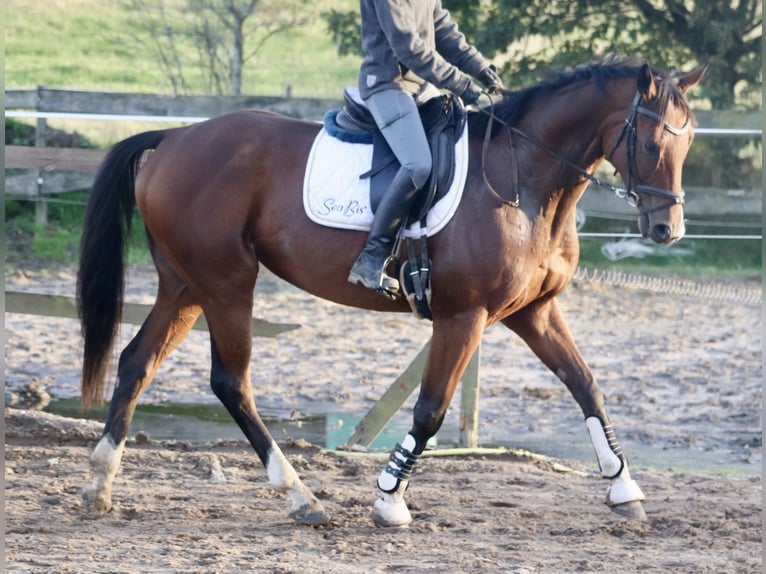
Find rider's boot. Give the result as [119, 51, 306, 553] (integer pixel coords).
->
[348, 169, 419, 295]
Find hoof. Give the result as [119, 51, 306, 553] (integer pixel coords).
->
[610, 501, 647, 521]
[81, 487, 112, 513]
[289, 502, 330, 526]
[370, 497, 412, 528]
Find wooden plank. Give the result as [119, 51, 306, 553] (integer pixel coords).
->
[5, 291, 300, 338]
[7, 87, 342, 122]
[344, 341, 430, 448]
[5, 146, 107, 172]
[345, 339, 483, 449]
[7, 88, 761, 130]
[4, 88, 39, 109]
[5, 171, 96, 197]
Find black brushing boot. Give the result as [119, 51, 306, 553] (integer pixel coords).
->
[348, 169, 419, 296]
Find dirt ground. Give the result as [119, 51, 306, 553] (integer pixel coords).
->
[4, 264, 763, 573]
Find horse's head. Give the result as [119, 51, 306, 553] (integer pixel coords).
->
[604, 63, 706, 244]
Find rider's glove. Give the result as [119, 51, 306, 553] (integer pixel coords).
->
[460, 82, 483, 105]
[478, 65, 505, 94]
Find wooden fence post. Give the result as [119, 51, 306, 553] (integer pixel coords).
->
[34, 95, 48, 226]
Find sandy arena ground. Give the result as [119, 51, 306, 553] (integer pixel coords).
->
[4, 264, 762, 573]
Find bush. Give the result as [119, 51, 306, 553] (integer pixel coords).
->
[5, 118, 98, 148]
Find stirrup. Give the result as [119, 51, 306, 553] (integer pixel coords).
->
[348, 254, 400, 298]
[376, 255, 400, 300]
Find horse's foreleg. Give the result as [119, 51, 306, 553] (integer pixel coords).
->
[372, 311, 487, 527]
[504, 299, 646, 519]
[205, 303, 328, 526]
[82, 284, 201, 513]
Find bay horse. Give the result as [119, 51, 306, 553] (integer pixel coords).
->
[77, 57, 705, 527]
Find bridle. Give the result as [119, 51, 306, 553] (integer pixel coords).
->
[479, 90, 692, 213]
[604, 91, 690, 214]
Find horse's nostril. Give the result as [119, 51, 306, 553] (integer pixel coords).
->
[651, 224, 671, 243]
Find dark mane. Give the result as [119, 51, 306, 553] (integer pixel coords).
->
[468, 55, 693, 137]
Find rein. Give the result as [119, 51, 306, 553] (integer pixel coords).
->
[480, 94, 519, 207]
[478, 90, 690, 213]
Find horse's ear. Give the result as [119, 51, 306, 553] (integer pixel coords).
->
[677, 63, 708, 94]
[637, 63, 657, 100]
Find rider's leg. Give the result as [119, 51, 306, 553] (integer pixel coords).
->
[348, 89, 432, 294]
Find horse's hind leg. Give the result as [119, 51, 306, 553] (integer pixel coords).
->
[82, 261, 201, 513]
[503, 298, 646, 519]
[202, 288, 328, 525]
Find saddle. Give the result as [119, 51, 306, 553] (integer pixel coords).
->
[323, 89, 467, 320]
[327, 88, 467, 226]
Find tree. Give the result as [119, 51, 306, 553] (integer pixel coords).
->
[324, 0, 762, 110]
[123, 0, 314, 95]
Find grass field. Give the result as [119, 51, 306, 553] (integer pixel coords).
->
[5, 0, 359, 97]
[6, 0, 360, 146]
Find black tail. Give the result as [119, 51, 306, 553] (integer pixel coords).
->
[77, 130, 166, 409]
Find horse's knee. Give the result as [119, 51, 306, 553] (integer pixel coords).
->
[209, 367, 242, 403]
[412, 399, 446, 441]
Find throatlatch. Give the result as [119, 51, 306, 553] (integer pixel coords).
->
[377, 434, 420, 493]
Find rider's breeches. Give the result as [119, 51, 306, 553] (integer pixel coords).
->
[364, 88, 432, 189]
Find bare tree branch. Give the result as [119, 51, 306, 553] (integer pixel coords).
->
[121, 0, 312, 95]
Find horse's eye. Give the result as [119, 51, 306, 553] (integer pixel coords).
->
[644, 141, 660, 155]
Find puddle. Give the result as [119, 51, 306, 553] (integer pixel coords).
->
[45, 399, 761, 476]
[45, 399, 437, 451]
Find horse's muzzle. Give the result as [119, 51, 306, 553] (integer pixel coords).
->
[639, 215, 684, 245]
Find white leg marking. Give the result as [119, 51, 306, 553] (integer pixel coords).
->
[82, 435, 126, 512]
[372, 482, 412, 527]
[265, 442, 325, 522]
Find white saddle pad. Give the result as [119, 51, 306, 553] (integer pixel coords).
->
[302, 124, 469, 238]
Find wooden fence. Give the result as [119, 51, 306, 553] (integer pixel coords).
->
[5, 87, 343, 224]
[5, 287, 481, 448]
[5, 86, 341, 121]
[5, 88, 761, 222]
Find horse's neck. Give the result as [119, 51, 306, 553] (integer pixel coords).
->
[520, 83, 627, 212]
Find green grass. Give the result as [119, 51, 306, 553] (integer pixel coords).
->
[5, 192, 150, 268]
[6, 0, 360, 146]
[577, 237, 762, 279]
[5, 0, 359, 97]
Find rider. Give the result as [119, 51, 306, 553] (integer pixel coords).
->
[347, 0, 505, 295]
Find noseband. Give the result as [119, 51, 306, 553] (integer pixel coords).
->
[479, 90, 691, 214]
[605, 91, 691, 214]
